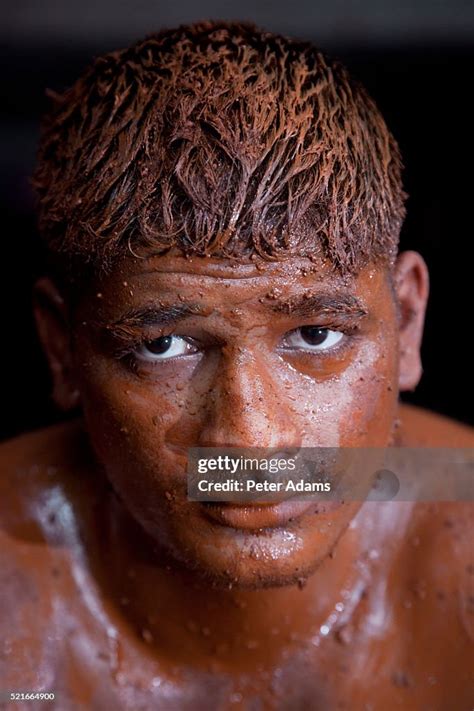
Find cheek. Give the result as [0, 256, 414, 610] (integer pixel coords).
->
[77, 367, 195, 556]
[282, 338, 398, 447]
[338, 338, 398, 445]
[77, 350, 188, 440]
[75, 355, 188, 506]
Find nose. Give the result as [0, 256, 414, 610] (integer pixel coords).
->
[198, 345, 302, 449]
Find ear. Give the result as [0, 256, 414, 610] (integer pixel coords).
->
[33, 277, 80, 412]
[393, 251, 429, 392]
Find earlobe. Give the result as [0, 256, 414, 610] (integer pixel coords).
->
[394, 251, 430, 392]
[33, 278, 81, 412]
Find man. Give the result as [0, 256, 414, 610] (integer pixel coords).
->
[1, 21, 473, 710]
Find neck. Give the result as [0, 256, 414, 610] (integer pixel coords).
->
[92, 491, 399, 674]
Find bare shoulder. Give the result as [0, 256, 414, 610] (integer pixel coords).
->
[396, 406, 474, 666]
[395, 405, 474, 688]
[396, 402, 473, 582]
[0, 418, 86, 477]
[0, 420, 104, 686]
[397, 403, 473, 576]
[0, 418, 98, 542]
[398, 402, 474, 446]
[0, 418, 91, 559]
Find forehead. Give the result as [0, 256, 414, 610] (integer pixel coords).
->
[97, 253, 370, 290]
[83, 252, 390, 321]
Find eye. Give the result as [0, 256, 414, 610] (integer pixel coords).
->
[135, 335, 198, 361]
[283, 326, 344, 352]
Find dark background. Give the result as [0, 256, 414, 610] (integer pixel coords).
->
[1, 0, 473, 440]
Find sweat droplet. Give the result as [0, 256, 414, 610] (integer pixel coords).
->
[142, 629, 153, 644]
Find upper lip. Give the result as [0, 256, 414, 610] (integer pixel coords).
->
[201, 498, 317, 530]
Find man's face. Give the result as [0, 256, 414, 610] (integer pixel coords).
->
[63, 252, 402, 588]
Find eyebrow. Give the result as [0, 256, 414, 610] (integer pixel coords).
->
[104, 292, 368, 339]
[271, 293, 368, 320]
[105, 303, 204, 337]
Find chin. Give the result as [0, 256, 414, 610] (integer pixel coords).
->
[173, 548, 324, 591]
[187, 565, 319, 592]
[159, 517, 349, 591]
[121, 491, 361, 590]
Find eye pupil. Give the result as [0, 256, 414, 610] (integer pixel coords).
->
[300, 326, 328, 345]
[145, 336, 173, 354]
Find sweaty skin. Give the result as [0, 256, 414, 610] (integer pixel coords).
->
[0, 254, 473, 710]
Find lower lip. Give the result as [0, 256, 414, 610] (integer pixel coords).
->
[201, 499, 340, 530]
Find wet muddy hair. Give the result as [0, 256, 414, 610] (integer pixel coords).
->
[33, 21, 406, 279]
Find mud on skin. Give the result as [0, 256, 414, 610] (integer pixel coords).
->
[0, 20, 472, 711]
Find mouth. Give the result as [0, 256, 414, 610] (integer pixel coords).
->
[200, 499, 341, 530]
